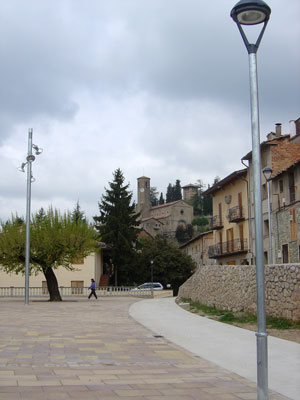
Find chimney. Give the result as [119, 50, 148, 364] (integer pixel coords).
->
[275, 123, 282, 136]
[289, 120, 296, 137]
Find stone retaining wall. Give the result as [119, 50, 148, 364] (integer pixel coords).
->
[178, 264, 300, 321]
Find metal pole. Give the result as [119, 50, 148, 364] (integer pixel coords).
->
[248, 52, 268, 400]
[25, 128, 33, 305]
[267, 180, 273, 264]
[151, 261, 154, 298]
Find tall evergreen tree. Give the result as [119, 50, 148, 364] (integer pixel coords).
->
[166, 183, 174, 203]
[93, 169, 140, 286]
[174, 179, 182, 200]
[150, 187, 159, 206]
[72, 201, 86, 224]
[159, 192, 165, 205]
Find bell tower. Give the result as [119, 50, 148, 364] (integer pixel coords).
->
[136, 176, 151, 218]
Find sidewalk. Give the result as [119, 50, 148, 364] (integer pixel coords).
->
[129, 297, 300, 400]
[0, 297, 292, 400]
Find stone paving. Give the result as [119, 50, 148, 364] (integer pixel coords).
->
[0, 298, 289, 400]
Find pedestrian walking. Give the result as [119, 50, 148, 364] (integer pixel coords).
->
[88, 278, 98, 299]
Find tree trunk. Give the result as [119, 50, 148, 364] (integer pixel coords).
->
[43, 266, 62, 301]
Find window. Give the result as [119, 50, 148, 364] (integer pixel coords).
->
[290, 208, 297, 241]
[282, 244, 289, 264]
[279, 179, 283, 193]
[180, 209, 184, 215]
[288, 172, 295, 202]
[72, 256, 84, 264]
[42, 281, 48, 294]
[71, 281, 84, 294]
[262, 184, 267, 200]
[264, 220, 269, 237]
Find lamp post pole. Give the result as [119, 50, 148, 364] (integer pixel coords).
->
[18, 129, 42, 305]
[231, 2, 271, 399]
[263, 167, 273, 264]
[150, 260, 154, 298]
[25, 129, 34, 305]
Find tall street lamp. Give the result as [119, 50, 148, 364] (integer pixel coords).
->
[150, 260, 154, 298]
[231, 1, 271, 399]
[18, 129, 43, 305]
[263, 167, 273, 264]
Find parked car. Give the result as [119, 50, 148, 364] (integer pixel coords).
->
[133, 282, 164, 291]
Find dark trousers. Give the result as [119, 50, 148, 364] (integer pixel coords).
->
[88, 289, 98, 299]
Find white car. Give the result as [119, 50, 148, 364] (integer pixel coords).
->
[133, 282, 164, 291]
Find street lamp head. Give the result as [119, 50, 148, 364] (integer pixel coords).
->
[231, 0, 271, 25]
[231, 0, 271, 53]
[26, 154, 36, 162]
[263, 167, 272, 181]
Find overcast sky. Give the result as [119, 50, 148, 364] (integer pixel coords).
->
[0, 0, 299, 222]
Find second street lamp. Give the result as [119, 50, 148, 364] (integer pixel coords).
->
[263, 167, 273, 264]
[231, 1, 271, 399]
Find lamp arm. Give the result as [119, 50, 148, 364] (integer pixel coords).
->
[236, 19, 269, 54]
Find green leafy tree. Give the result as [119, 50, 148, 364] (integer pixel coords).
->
[192, 216, 210, 233]
[0, 207, 96, 301]
[135, 237, 195, 295]
[93, 168, 140, 286]
[175, 224, 194, 243]
[159, 193, 165, 205]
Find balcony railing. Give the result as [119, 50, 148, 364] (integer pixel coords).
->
[208, 239, 248, 258]
[211, 215, 223, 230]
[228, 206, 244, 222]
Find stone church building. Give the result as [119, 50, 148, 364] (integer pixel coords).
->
[136, 176, 194, 238]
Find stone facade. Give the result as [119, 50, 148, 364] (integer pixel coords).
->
[178, 264, 300, 321]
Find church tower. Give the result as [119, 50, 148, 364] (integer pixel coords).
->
[136, 176, 151, 218]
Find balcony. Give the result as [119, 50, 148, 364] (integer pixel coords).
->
[208, 239, 248, 258]
[211, 215, 223, 230]
[228, 206, 244, 222]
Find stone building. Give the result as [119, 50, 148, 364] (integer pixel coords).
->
[242, 120, 300, 264]
[179, 231, 214, 267]
[136, 176, 194, 238]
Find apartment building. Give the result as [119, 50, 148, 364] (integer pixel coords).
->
[203, 169, 250, 265]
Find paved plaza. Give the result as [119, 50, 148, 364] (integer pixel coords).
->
[0, 297, 291, 400]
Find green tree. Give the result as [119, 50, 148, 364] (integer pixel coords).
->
[174, 179, 182, 201]
[0, 207, 96, 301]
[192, 216, 210, 233]
[93, 168, 140, 286]
[135, 237, 195, 295]
[72, 201, 86, 223]
[175, 224, 194, 243]
[150, 187, 159, 207]
[159, 192, 165, 205]
[166, 183, 174, 203]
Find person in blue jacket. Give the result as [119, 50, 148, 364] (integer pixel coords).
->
[88, 278, 98, 299]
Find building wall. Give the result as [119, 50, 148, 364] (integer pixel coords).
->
[178, 263, 300, 321]
[180, 231, 214, 267]
[150, 201, 193, 236]
[0, 253, 102, 288]
[210, 174, 250, 264]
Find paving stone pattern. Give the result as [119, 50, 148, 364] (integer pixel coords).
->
[0, 298, 289, 400]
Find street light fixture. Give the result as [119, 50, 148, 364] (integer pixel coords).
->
[18, 128, 43, 305]
[263, 167, 273, 264]
[231, 1, 271, 399]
